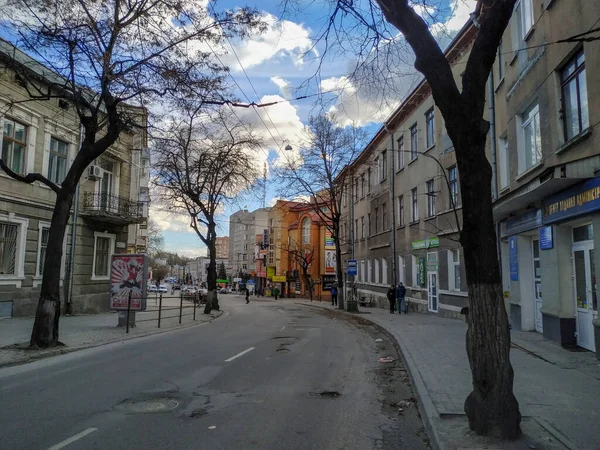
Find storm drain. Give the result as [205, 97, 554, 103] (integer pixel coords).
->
[115, 397, 179, 413]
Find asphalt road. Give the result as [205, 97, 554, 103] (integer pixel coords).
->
[0, 295, 429, 450]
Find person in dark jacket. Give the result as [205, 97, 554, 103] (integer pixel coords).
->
[330, 284, 338, 306]
[245, 287, 250, 304]
[397, 282, 407, 314]
[386, 284, 396, 314]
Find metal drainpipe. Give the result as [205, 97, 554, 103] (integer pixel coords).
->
[383, 124, 397, 289]
[488, 72, 498, 201]
[66, 123, 85, 314]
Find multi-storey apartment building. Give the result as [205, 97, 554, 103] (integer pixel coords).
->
[228, 207, 268, 277]
[187, 256, 229, 286]
[215, 236, 229, 259]
[0, 39, 149, 318]
[492, 0, 600, 355]
[339, 22, 475, 317]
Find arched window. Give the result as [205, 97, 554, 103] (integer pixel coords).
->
[302, 217, 311, 244]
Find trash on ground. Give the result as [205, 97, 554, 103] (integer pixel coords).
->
[379, 356, 395, 363]
[208, 425, 217, 430]
[375, 338, 383, 342]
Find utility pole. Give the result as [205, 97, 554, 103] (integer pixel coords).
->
[384, 124, 398, 289]
[262, 161, 267, 209]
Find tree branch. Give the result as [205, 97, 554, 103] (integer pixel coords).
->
[0, 159, 61, 194]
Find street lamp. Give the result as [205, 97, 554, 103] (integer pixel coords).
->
[285, 144, 293, 151]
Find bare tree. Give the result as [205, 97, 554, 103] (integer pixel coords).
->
[276, 114, 366, 310]
[147, 218, 165, 256]
[0, 0, 264, 347]
[280, 238, 315, 301]
[307, 0, 521, 438]
[153, 106, 262, 314]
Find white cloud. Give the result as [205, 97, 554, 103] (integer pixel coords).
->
[270, 76, 292, 99]
[150, 205, 194, 234]
[444, 0, 475, 32]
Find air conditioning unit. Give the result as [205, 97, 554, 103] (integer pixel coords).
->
[88, 165, 102, 180]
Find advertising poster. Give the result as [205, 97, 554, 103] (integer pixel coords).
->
[324, 232, 336, 274]
[110, 254, 147, 311]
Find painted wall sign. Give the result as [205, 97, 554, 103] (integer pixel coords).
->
[411, 236, 440, 250]
[501, 209, 542, 237]
[272, 275, 286, 282]
[539, 226, 553, 250]
[110, 254, 147, 311]
[347, 259, 357, 276]
[543, 176, 600, 224]
[267, 266, 275, 279]
[509, 236, 518, 281]
[418, 257, 426, 287]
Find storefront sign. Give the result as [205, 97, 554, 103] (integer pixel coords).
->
[263, 229, 268, 248]
[418, 257, 426, 287]
[412, 236, 440, 250]
[110, 254, 148, 311]
[501, 209, 542, 238]
[267, 266, 275, 279]
[295, 281, 301, 294]
[322, 275, 336, 290]
[543, 176, 600, 224]
[272, 275, 286, 282]
[347, 259, 357, 276]
[539, 226, 553, 250]
[509, 236, 518, 281]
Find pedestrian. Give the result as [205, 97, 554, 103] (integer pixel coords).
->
[245, 287, 250, 304]
[387, 284, 396, 314]
[273, 286, 280, 300]
[397, 282, 407, 314]
[330, 284, 338, 306]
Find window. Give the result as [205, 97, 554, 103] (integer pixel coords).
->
[361, 216, 365, 239]
[498, 137, 509, 189]
[343, 184, 347, 206]
[520, 102, 542, 172]
[361, 173, 365, 197]
[374, 259, 380, 284]
[410, 124, 418, 161]
[398, 195, 404, 227]
[374, 207, 379, 233]
[425, 108, 435, 148]
[0, 221, 18, 275]
[398, 255, 406, 284]
[378, 150, 388, 182]
[411, 188, 418, 222]
[2, 119, 27, 174]
[93, 233, 114, 278]
[355, 219, 358, 242]
[368, 213, 371, 235]
[382, 258, 388, 285]
[426, 179, 436, 217]
[561, 50, 589, 141]
[360, 260, 365, 282]
[242, 264, 247, 270]
[302, 217, 311, 244]
[367, 260, 372, 283]
[382, 202, 387, 231]
[517, 0, 533, 37]
[412, 255, 419, 287]
[397, 136, 404, 169]
[367, 168, 371, 193]
[497, 40, 504, 80]
[449, 249, 461, 291]
[448, 166, 459, 208]
[37, 224, 50, 276]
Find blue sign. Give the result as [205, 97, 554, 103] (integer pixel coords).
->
[502, 209, 542, 238]
[246, 279, 255, 284]
[263, 229, 268, 248]
[509, 236, 518, 281]
[543, 176, 600, 224]
[539, 226, 553, 250]
[347, 259, 357, 276]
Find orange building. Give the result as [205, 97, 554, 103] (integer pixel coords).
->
[265, 200, 335, 300]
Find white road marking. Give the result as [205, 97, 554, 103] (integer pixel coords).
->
[47, 428, 98, 450]
[280, 326, 286, 331]
[225, 347, 255, 362]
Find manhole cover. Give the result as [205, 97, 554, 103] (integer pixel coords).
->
[116, 397, 179, 413]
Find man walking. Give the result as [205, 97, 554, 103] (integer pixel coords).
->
[387, 284, 396, 314]
[273, 286, 280, 300]
[397, 282, 407, 314]
[245, 287, 250, 304]
[330, 283, 338, 306]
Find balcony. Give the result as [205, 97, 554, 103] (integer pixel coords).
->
[80, 192, 145, 225]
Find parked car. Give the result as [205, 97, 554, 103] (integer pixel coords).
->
[219, 287, 230, 294]
[173, 283, 181, 290]
[158, 285, 168, 293]
[148, 285, 158, 292]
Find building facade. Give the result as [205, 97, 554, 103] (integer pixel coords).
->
[187, 256, 229, 286]
[0, 40, 149, 318]
[215, 236, 229, 259]
[228, 207, 268, 278]
[492, 0, 600, 355]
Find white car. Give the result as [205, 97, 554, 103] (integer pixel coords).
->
[148, 285, 158, 292]
[158, 285, 168, 293]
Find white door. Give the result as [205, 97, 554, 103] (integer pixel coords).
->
[532, 239, 543, 333]
[572, 241, 596, 351]
[428, 271, 438, 313]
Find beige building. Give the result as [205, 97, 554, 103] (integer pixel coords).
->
[215, 236, 229, 259]
[0, 39, 149, 317]
[492, 0, 600, 356]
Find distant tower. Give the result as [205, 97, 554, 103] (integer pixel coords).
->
[262, 161, 267, 209]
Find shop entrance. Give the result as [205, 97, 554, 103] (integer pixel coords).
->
[572, 225, 597, 351]
[532, 239, 543, 333]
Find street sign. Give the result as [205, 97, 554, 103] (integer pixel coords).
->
[347, 259, 357, 276]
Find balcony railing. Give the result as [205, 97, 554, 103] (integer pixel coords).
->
[81, 192, 145, 225]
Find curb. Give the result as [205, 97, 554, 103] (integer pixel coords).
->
[296, 302, 444, 450]
[0, 310, 225, 369]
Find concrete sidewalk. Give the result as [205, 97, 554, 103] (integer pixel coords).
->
[0, 294, 222, 368]
[296, 299, 600, 450]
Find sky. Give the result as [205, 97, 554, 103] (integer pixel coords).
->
[154, 0, 477, 258]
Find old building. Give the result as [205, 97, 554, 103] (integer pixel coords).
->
[339, 22, 476, 317]
[0, 39, 149, 318]
[492, 0, 600, 355]
[215, 236, 229, 259]
[228, 207, 269, 278]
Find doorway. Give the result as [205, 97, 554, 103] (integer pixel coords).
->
[428, 271, 438, 313]
[532, 239, 543, 333]
[572, 225, 597, 351]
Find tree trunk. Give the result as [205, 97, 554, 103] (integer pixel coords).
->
[303, 272, 312, 301]
[204, 228, 219, 314]
[30, 189, 74, 348]
[454, 124, 521, 439]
